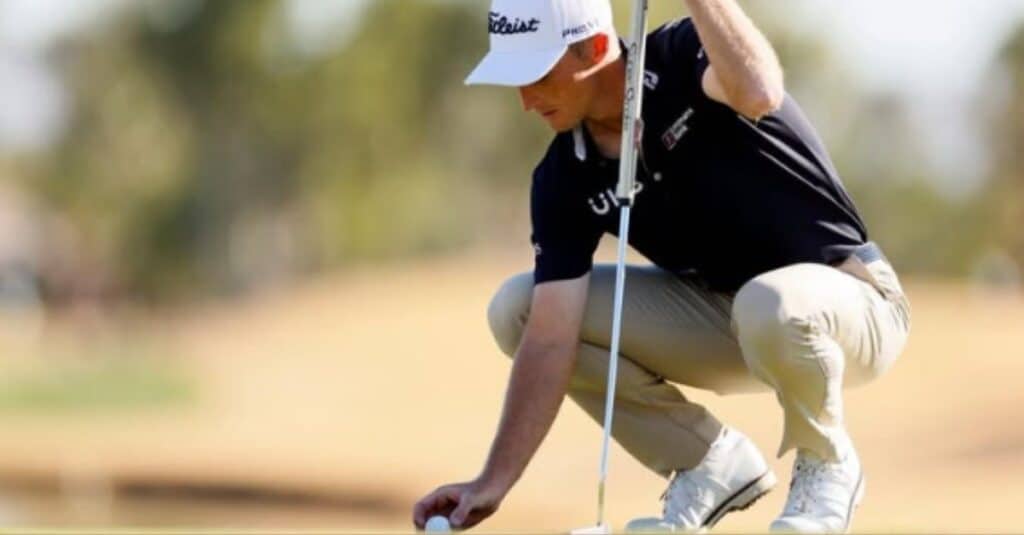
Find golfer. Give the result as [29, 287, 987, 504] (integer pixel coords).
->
[414, 0, 911, 532]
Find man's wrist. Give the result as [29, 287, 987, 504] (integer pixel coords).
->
[476, 466, 517, 496]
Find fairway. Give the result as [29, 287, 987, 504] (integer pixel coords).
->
[0, 248, 1021, 532]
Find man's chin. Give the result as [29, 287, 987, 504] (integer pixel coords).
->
[545, 118, 580, 134]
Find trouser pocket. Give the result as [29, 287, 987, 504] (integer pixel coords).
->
[834, 242, 912, 333]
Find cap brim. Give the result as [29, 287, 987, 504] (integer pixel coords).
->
[464, 46, 567, 87]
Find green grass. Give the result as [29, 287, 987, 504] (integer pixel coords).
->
[0, 358, 195, 413]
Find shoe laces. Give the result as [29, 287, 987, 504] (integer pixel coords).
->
[660, 468, 716, 525]
[783, 452, 846, 515]
[658, 432, 731, 526]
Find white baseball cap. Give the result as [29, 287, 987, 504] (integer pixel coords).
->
[465, 0, 614, 87]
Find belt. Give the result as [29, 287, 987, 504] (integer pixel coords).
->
[697, 242, 892, 297]
[832, 241, 890, 291]
[847, 241, 887, 265]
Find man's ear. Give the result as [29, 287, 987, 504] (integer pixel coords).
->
[572, 33, 614, 82]
[591, 33, 609, 64]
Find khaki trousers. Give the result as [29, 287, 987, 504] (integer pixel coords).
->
[486, 251, 911, 478]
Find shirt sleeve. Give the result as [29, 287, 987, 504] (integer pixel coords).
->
[530, 160, 603, 285]
[649, 18, 712, 103]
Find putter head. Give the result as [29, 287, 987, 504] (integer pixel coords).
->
[570, 523, 611, 534]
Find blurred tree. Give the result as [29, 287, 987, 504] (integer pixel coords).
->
[984, 21, 1024, 270]
[10, 0, 998, 304]
[28, 0, 552, 302]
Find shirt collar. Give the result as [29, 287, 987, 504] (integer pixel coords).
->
[572, 126, 587, 161]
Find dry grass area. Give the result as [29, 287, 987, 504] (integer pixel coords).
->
[0, 248, 1022, 532]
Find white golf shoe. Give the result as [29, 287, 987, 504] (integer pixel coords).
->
[625, 427, 776, 533]
[770, 444, 864, 534]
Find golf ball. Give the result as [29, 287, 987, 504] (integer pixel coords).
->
[425, 515, 451, 533]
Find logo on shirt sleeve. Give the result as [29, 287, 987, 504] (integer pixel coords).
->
[533, 242, 543, 257]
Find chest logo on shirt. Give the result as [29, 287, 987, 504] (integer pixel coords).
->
[587, 182, 646, 216]
[662, 107, 694, 151]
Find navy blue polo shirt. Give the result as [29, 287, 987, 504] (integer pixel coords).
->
[529, 17, 868, 293]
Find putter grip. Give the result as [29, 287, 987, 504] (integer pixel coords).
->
[615, 0, 649, 201]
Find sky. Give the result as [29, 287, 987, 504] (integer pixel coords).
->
[0, 0, 116, 151]
[800, 0, 1024, 94]
[2, 0, 1023, 189]
[797, 0, 1024, 191]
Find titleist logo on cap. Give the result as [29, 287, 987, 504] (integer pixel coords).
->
[489, 11, 541, 35]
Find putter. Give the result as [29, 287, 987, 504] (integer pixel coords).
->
[571, 1, 649, 533]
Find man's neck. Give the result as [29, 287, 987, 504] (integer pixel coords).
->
[582, 55, 626, 158]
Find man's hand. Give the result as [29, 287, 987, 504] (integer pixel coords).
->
[412, 478, 507, 530]
[412, 275, 591, 531]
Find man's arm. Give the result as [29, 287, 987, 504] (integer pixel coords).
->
[414, 274, 590, 529]
[685, 0, 785, 120]
[477, 274, 590, 492]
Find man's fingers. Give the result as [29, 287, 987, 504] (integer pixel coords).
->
[449, 503, 471, 528]
[413, 487, 449, 528]
[413, 494, 437, 528]
[412, 482, 494, 530]
[448, 493, 475, 529]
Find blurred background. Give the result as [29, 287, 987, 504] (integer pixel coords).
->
[0, 0, 1022, 531]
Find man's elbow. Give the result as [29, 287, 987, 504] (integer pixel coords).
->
[732, 67, 785, 120]
[734, 83, 784, 120]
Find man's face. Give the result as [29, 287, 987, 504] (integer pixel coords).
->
[518, 50, 596, 132]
